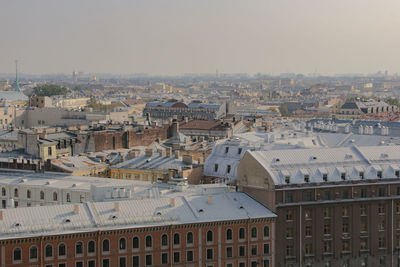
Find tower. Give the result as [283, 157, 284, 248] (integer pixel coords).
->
[14, 60, 21, 92]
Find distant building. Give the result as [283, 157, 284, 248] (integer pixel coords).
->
[29, 95, 52, 108]
[332, 100, 398, 120]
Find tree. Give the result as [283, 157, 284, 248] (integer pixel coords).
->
[33, 84, 67, 96]
[279, 103, 290, 117]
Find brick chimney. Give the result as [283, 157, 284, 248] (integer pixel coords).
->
[114, 202, 120, 211]
[74, 204, 79, 214]
[145, 148, 153, 157]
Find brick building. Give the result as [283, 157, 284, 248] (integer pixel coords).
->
[237, 145, 400, 267]
[0, 184, 276, 267]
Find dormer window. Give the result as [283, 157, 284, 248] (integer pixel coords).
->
[377, 171, 382, 179]
[359, 172, 364, 179]
[227, 165, 231, 174]
[214, 164, 219, 172]
[238, 148, 242, 154]
[396, 170, 400, 178]
[285, 176, 290, 184]
[341, 173, 346, 180]
[304, 175, 310, 183]
[225, 147, 229, 153]
[323, 174, 328, 182]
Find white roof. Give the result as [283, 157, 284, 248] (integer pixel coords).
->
[0, 186, 275, 240]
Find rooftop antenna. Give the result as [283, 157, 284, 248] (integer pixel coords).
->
[14, 60, 21, 92]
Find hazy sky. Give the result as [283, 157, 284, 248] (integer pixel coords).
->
[1, 0, 400, 75]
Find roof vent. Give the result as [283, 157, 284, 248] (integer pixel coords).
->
[381, 153, 388, 158]
[156, 212, 162, 216]
[14, 222, 21, 227]
[239, 206, 244, 209]
[345, 154, 353, 160]
[198, 209, 204, 213]
[64, 219, 71, 223]
[110, 215, 118, 220]
[72, 184, 77, 187]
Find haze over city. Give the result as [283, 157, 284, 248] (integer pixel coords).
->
[1, 0, 400, 75]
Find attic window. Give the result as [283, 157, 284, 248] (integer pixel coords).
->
[396, 170, 400, 178]
[227, 165, 231, 174]
[285, 176, 290, 184]
[377, 171, 382, 179]
[214, 164, 219, 172]
[322, 174, 328, 182]
[238, 148, 242, 154]
[225, 147, 229, 153]
[304, 175, 310, 183]
[359, 172, 364, 179]
[341, 173, 346, 180]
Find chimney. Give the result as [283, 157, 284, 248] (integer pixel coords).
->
[184, 117, 189, 123]
[182, 154, 193, 165]
[174, 151, 180, 159]
[0, 210, 3, 220]
[170, 198, 175, 207]
[114, 202, 120, 211]
[145, 148, 153, 157]
[166, 147, 172, 157]
[207, 195, 213, 204]
[74, 204, 79, 214]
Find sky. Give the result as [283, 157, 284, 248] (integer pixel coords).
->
[1, 0, 400, 76]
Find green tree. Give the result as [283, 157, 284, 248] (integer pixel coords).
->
[33, 84, 67, 96]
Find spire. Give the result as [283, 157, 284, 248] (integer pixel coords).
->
[14, 60, 21, 92]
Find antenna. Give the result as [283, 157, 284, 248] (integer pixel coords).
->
[14, 60, 21, 92]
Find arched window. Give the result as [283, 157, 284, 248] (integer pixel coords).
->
[40, 191, 44, 200]
[187, 232, 194, 244]
[102, 239, 110, 252]
[45, 244, 53, 258]
[58, 243, 66, 257]
[88, 240, 95, 254]
[53, 192, 58, 201]
[251, 227, 257, 238]
[226, 229, 233, 240]
[29, 246, 38, 260]
[145, 235, 152, 248]
[239, 228, 246, 239]
[2, 187, 6, 196]
[263, 226, 270, 238]
[27, 190, 31, 199]
[66, 193, 71, 202]
[14, 188, 18, 198]
[76, 241, 83, 255]
[119, 238, 126, 250]
[13, 247, 22, 261]
[161, 234, 168, 247]
[206, 230, 213, 242]
[173, 233, 180, 245]
[132, 237, 139, 249]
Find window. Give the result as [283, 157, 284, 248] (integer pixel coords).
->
[239, 245, 246, 256]
[286, 245, 293, 256]
[145, 255, 152, 266]
[59, 263, 67, 267]
[48, 147, 52, 156]
[304, 174, 310, 182]
[161, 253, 168, 264]
[361, 217, 367, 232]
[378, 204, 385, 214]
[214, 164, 219, 172]
[323, 207, 330, 218]
[207, 248, 213, 260]
[161, 234, 168, 247]
[66, 193, 71, 202]
[239, 263, 245, 267]
[53, 192, 58, 201]
[1, 187, 5, 196]
[378, 187, 385, 196]
[173, 233, 180, 245]
[305, 209, 312, 219]
[85, 241, 94, 254]
[360, 205, 367, 216]
[30, 246, 38, 260]
[13, 247, 22, 261]
[263, 243, 270, 254]
[341, 172, 346, 180]
[119, 257, 126, 267]
[305, 191, 312, 201]
[360, 238, 368, 250]
[263, 259, 270, 267]
[396, 171, 400, 178]
[342, 206, 348, 217]
[324, 224, 331, 235]
[323, 173, 328, 181]
[305, 226, 312, 236]
[286, 192, 293, 203]
[132, 237, 139, 249]
[102, 259, 110, 267]
[343, 190, 349, 199]
[324, 191, 330, 200]
[251, 245, 257, 256]
[251, 261, 258, 267]
[286, 228, 293, 238]
[238, 148, 242, 154]
[361, 189, 367, 198]
[76, 241, 83, 255]
[76, 262, 83, 267]
[58, 243, 66, 257]
[40, 191, 45, 200]
[45, 244, 53, 258]
[186, 232, 193, 244]
[187, 250, 194, 262]
[285, 176, 290, 183]
[132, 256, 139, 267]
[173, 252, 180, 263]
[378, 221, 385, 231]
[119, 238, 126, 250]
[27, 190, 31, 199]
[359, 172, 364, 179]
[226, 229, 233, 240]
[14, 188, 18, 198]
[145, 236, 152, 248]
[343, 222, 349, 233]
[305, 243, 312, 255]
[102, 239, 110, 253]
[225, 147, 229, 153]
[239, 228, 245, 239]
[263, 226, 270, 238]
[324, 241, 331, 253]
[342, 240, 350, 251]
[206, 230, 213, 242]
[251, 227, 257, 239]
[286, 210, 293, 221]
[227, 165, 231, 174]
[379, 237, 385, 248]
[226, 247, 233, 258]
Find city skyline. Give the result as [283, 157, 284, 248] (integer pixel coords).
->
[1, 0, 400, 75]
